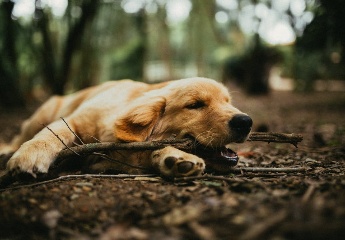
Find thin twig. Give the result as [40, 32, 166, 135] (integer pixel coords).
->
[0, 174, 157, 192]
[174, 167, 305, 182]
[174, 174, 238, 183]
[0, 167, 306, 191]
[234, 173, 287, 178]
[301, 180, 319, 203]
[61, 117, 84, 144]
[229, 167, 306, 173]
[86, 134, 102, 143]
[43, 124, 81, 156]
[301, 184, 316, 203]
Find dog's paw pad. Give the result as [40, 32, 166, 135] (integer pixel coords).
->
[177, 161, 194, 174]
[164, 156, 196, 174]
[153, 147, 206, 178]
[164, 156, 177, 169]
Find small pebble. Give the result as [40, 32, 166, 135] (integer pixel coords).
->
[70, 194, 79, 200]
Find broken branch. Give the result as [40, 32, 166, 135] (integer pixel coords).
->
[248, 132, 303, 147]
[56, 138, 194, 160]
[56, 132, 303, 160]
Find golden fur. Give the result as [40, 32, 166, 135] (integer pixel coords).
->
[1, 77, 251, 177]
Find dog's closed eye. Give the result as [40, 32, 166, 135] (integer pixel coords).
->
[185, 100, 206, 110]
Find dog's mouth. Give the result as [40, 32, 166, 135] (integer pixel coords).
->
[196, 146, 238, 173]
[184, 135, 239, 173]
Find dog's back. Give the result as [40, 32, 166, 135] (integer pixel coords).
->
[0, 80, 151, 153]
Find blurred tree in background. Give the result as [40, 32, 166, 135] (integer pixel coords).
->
[295, 0, 345, 91]
[0, 0, 344, 108]
[0, 1, 25, 107]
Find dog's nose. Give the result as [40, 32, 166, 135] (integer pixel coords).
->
[229, 114, 253, 134]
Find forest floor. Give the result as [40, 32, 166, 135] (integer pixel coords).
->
[0, 90, 344, 240]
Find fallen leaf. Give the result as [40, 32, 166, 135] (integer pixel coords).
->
[163, 205, 201, 226]
[41, 210, 61, 229]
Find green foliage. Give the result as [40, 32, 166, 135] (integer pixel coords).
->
[294, 0, 345, 89]
[109, 38, 145, 81]
[0, 1, 25, 107]
[1, 0, 345, 107]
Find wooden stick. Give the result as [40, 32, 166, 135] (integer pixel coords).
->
[56, 138, 195, 160]
[56, 132, 303, 159]
[248, 132, 303, 147]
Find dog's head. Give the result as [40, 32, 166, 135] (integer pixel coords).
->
[157, 78, 252, 147]
[114, 77, 252, 171]
[115, 78, 252, 145]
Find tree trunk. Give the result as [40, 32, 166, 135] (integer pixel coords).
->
[0, 1, 25, 108]
[35, 10, 57, 94]
[35, 0, 100, 95]
[157, 5, 174, 81]
[245, 34, 270, 95]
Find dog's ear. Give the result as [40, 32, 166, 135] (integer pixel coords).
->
[114, 96, 166, 142]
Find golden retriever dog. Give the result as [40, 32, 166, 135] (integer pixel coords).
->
[1, 77, 252, 178]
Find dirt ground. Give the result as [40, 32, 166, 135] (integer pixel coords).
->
[0, 90, 344, 240]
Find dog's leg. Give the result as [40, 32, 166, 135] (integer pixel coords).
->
[151, 146, 205, 178]
[1, 96, 63, 155]
[6, 118, 77, 177]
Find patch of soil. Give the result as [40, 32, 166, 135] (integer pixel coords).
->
[0, 91, 344, 240]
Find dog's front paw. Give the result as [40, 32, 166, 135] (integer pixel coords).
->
[7, 140, 58, 177]
[152, 147, 205, 178]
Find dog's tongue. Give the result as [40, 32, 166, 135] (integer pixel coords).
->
[196, 147, 239, 173]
